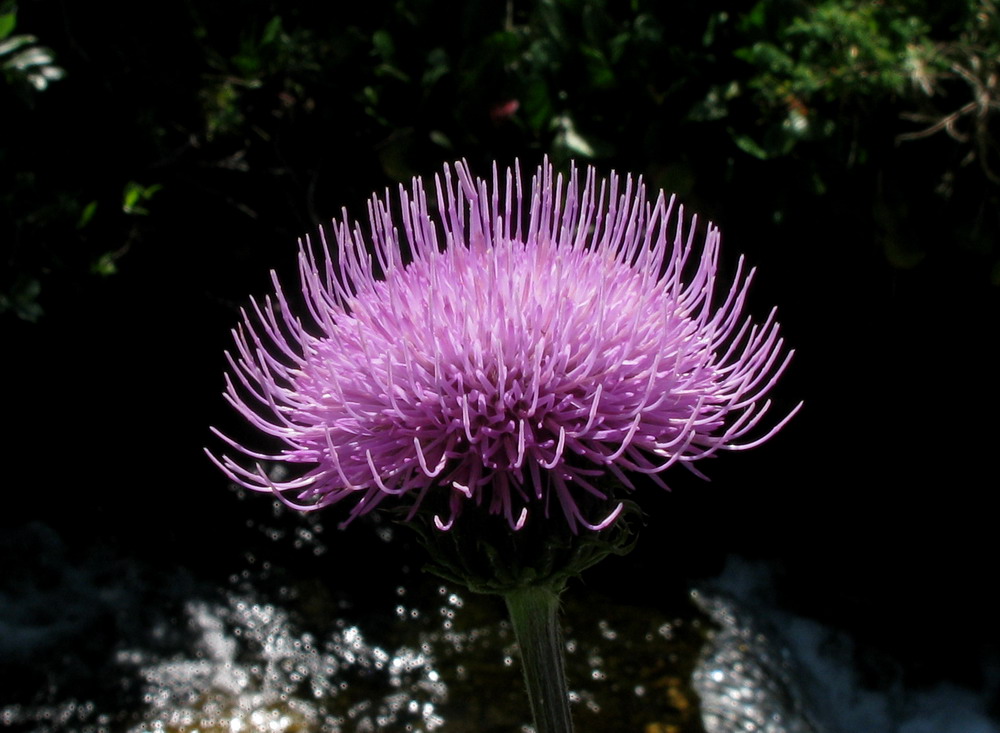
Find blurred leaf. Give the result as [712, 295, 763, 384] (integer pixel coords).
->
[690, 82, 740, 121]
[631, 13, 662, 44]
[372, 29, 394, 60]
[553, 114, 595, 158]
[375, 62, 409, 83]
[525, 36, 555, 68]
[76, 200, 98, 229]
[731, 131, 770, 160]
[429, 130, 453, 150]
[484, 29, 519, 56]
[7, 45, 53, 69]
[0, 34, 35, 59]
[702, 10, 729, 47]
[232, 52, 260, 76]
[742, 1, 767, 31]
[261, 15, 282, 46]
[91, 252, 120, 277]
[1, 29, 65, 91]
[201, 81, 245, 139]
[607, 32, 628, 64]
[537, 0, 565, 48]
[581, 45, 614, 89]
[522, 77, 553, 132]
[0, 9, 15, 41]
[122, 181, 162, 216]
[0, 277, 42, 322]
[422, 47, 449, 88]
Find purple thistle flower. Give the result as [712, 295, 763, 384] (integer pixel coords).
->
[209, 160, 799, 533]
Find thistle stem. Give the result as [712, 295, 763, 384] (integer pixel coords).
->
[503, 584, 574, 733]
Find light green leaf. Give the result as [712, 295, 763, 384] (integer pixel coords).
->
[92, 252, 118, 277]
[0, 11, 15, 41]
[122, 181, 162, 215]
[731, 132, 770, 160]
[77, 200, 98, 229]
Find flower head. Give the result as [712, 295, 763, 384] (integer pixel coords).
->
[210, 160, 798, 533]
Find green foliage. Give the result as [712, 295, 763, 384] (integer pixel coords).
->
[121, 181, 162, 217]
[1, 1, 67, 320]
[722, 0, 938, 158]
[740, 1, 933, 97]
[0, 1, 64, 93]
[197, 13, 327, 141]
[3, 0, 1000, 323]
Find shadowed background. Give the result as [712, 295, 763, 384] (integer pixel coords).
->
[3, 0, 999, 728]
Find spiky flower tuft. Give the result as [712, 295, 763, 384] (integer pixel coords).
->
[210, 160, 798, 533]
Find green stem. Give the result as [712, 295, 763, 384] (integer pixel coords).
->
[503, 584, 574, 733]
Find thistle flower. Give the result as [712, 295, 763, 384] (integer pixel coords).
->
[210, 160, 798, 533]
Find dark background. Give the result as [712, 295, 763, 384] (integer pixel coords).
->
[3, 0, 999, 723]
